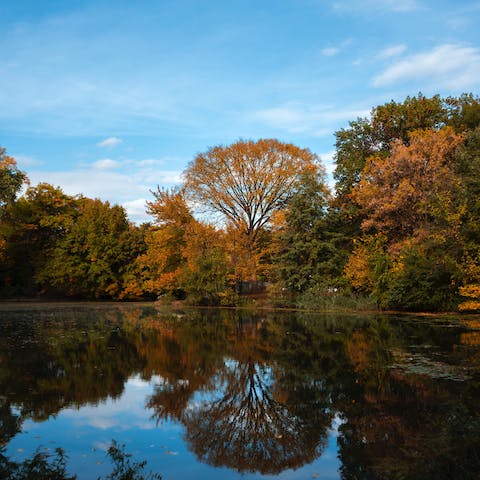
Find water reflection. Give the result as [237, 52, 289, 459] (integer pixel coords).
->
[0, 305, 479, 479]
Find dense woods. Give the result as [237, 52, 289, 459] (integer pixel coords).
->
[1, 93, 480, 311]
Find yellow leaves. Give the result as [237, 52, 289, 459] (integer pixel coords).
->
[460, 330, 480, 345]
[458, 301, 480, 312]
[458, 284, 480, 312]
[344, 243, 373, 291]
[0, 153, 17, 168]
[459, 284, 480, 298]
[344, 234, 388, 291]
[147, 187, 192, 226]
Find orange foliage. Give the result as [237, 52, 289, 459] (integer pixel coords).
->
[354, 127, 464, 243]
[137, 189, 193, 296]
[184, 139, 318, 247]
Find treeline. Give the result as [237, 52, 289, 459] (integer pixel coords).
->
[1, 93, 480, 311]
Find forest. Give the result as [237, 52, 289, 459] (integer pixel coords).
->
[1, 93, 480, 312]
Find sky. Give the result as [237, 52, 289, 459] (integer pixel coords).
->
[1, 0, 479, 223]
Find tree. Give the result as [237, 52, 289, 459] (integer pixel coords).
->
[0, 149, 28, 280]
[0, 147, 28, 211]
[0, 183, 78, 296]
[137, 188, 193, 298]
[183, 139, 319, 249]
[179, 221, 233, 305]
[333, 94, 448, 205]
[272, 171, 345, 293]
[453, 126, 480, 310]
[346, 128, 465, 310]
[138, 187, 234, 303]
[353, 127, 464, 248]
[445, 93, 480, 132]
[38, 198, 143, 299]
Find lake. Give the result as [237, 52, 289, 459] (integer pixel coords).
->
[0, 303, 479, 479]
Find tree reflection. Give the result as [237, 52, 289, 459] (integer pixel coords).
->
[0, 306, 480, 478]
[146, 312, 334, 474]
[183, 357, 329, 474]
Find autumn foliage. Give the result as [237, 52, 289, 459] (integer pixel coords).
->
[1, 93, 480, 310]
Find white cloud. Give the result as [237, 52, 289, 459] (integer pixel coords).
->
[92, 441, 112, 451]
[377, 44, 407, 60]
[322, 47, 340, 57]
[319, 150, 336, 175]
[27, 163, 183, 223]
[253, 104, 370, 136]
[92, 158, 120, 170]
[11, 154, 42, 167]
[136, 158, 165, 167]
[96, 136, 122, 148]
[319, 150, 336, 190]
[88, 418, 119, 430]
[321, 38, 352, 57]
[372, 43, 480, 89]
[123, 198, 148, 222]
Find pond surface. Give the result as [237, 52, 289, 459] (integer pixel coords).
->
[0, 304, 479, 479]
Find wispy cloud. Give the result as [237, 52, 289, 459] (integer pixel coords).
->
[377, 44, 407, 60]
[96, 136, 122, 148]
[321, 38, 352, 57]
[372, 43, 480, 89]
[385, 0, 422, 12]
[253, 104, 370, 136]
[322, 47, 340, 57]
[92, 158, 120, 169]
[12, 154, 42, 167]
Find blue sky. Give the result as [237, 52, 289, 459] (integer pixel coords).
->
[1, 0, 479, 222]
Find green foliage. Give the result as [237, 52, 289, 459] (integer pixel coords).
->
[0, 147, 28, 211]
[1, 93, 480, 310]
[373, 246, 461, 311]
[332, 93, 479, 244]
[180, 245, 233, 306]
[0, 183, 78, 296]
[0, 442, 162, 480]
[273, 172, 347, 295]
[445, 93, 480, 131]
[455, 126, 480, 243]
[295, 286, 376, 311]
[39, 198, 143, 299]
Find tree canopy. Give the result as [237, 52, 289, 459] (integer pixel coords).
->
[183, 139, 319, 246]
[1, 92, 480, 311]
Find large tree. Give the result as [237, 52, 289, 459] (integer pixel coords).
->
[183, 139, 319, 248]
[345, 127, 466, 310]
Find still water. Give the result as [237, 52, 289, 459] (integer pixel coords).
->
[0, 303, 479, 479]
